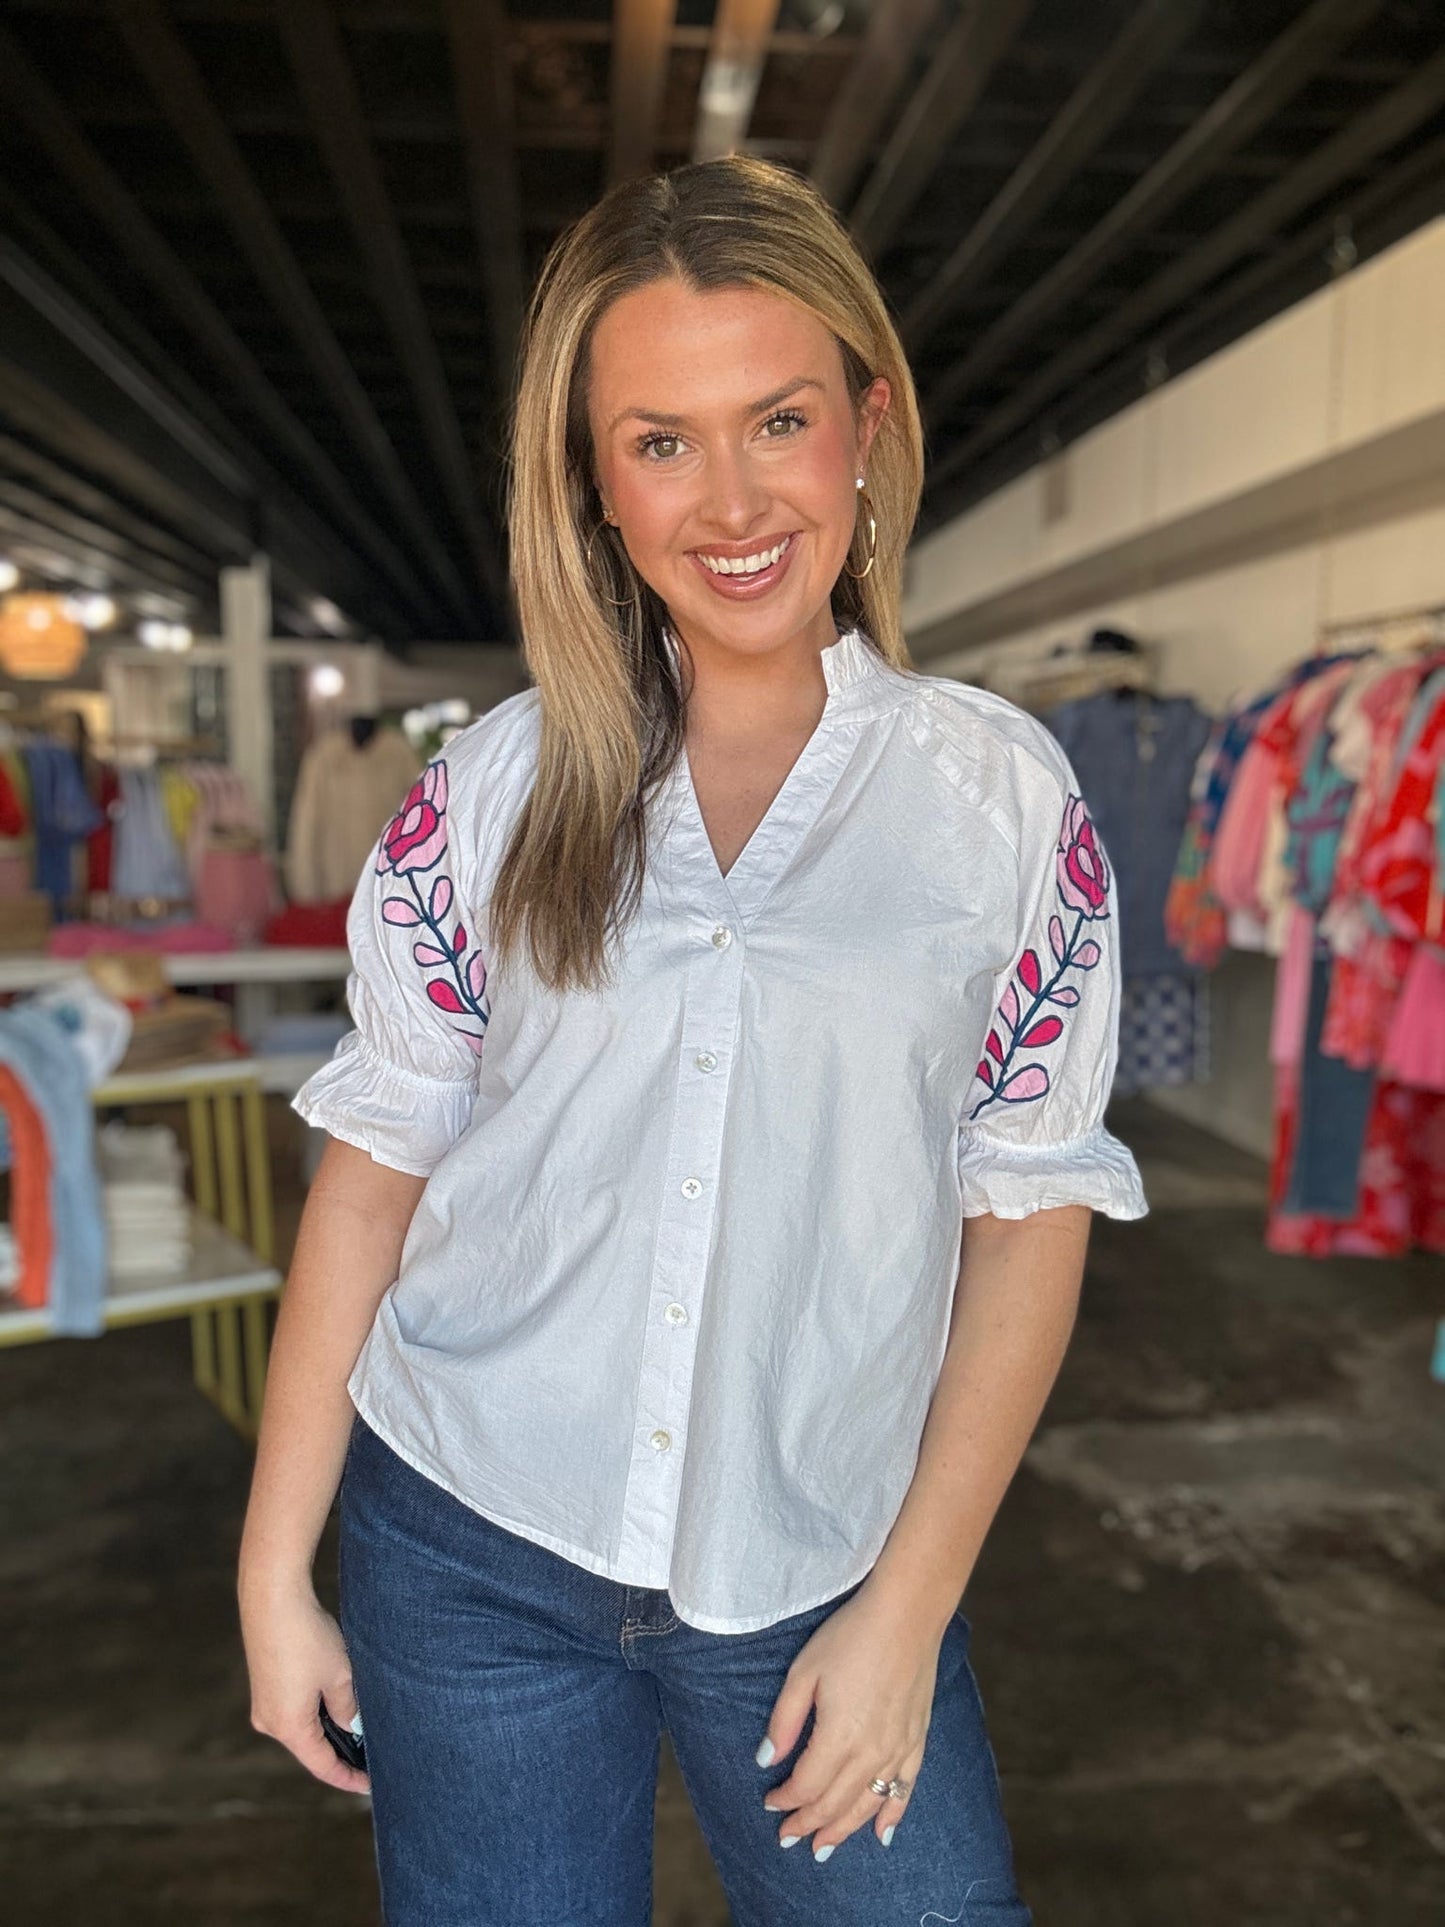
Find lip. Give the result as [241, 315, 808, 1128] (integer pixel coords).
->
[687, 533, 801, 601]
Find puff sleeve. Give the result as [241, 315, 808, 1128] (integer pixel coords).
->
[291, 758, 488, 1178]
[957, 749, 1147, 1221]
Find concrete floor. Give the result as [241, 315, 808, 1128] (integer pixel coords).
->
[2, 1097, 1443, 1923]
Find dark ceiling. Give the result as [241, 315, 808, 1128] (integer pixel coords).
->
[0, 0, 1443, 646]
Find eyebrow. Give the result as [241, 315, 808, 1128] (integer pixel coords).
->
[606, 376, 826, 436]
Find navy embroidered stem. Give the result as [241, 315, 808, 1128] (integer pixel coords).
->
[406, 872, 489, 1029]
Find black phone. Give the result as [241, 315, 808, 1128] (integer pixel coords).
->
[318, 1697, 367, 1773]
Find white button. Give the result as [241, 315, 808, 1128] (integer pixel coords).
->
[694, 1051, 718, 1073]
[710, 924, 732, 949]
[664, 1302, 689, 1326]
[648, 1428, 672, 1451]
[680, 1176, 703, 1199]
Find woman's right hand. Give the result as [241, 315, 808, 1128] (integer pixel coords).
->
[241, 1579, 371, 1795]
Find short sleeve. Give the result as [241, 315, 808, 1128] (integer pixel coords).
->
[291, 758, 487, 1178]
[957, 749, 1147, 1222]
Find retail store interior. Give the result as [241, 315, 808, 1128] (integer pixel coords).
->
[1, 1, 1443, 1921]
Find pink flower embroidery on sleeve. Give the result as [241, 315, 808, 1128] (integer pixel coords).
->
[971, 794, 1110, 1119]
[377, 760, 450, 876]
[375, 760, 490, 1054]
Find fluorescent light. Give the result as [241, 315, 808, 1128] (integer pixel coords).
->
[64, 593, 118, 630]
[138, 619, 192, 651]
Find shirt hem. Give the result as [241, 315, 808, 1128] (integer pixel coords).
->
[349, 1390, 882, 1636]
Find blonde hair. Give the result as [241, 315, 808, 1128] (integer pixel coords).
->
[497, 156, 924, 992]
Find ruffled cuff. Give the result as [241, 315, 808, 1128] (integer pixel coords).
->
[291, 1030, 475, 1178]
[956, 1122, 1147, 1221]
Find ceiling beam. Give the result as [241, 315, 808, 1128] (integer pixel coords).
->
[0, 0, 854, 44]
[925, 45, 1445, 500]
[922, 0, 1391, 425]
[108, 0, 479, 630]
[809, 0, 939, 212]
[849, 0, 1037, 258]
[610, 0, 678, 184]
[0, 234, 253, 503]
[279, 0, 508, 615]
[0, 484, 212, 600]
[444, 0, 528, 415]
[0, 25, 449, 635]
[901, 0, 1207, 350]
[692, 0, 782, 163]
[0, 431, 216, 582]
[920, 131, 1445, 540]
[0, 352, 248, 564]
[0, 209, 428, 639]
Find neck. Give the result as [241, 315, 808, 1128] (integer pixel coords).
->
[670, 608, 844, 741]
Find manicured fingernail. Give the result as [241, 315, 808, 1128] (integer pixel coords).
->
[349, 1713, 365, 1737]
[814, 1843, 835, 1863]
[779, 1835, 801, 1850]
[882, 1824, 895, 1847]
[755, 1737, 775, 1766]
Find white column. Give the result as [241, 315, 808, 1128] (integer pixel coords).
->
[352, 641, 383, 714]
[220, 553, 274, 841]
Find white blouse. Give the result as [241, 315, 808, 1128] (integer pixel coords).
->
[294, 627, 1146, 1634]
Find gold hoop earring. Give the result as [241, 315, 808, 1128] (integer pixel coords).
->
[584, 518, 638, 610]
[843, 485, 877, 581]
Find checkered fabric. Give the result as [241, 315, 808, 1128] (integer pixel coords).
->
[1113, 972, 1211, 1097]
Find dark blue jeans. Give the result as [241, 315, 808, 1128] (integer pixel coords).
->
[339, 1415, 1031, 1926]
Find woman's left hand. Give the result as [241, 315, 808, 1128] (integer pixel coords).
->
[756, 1578, 944, 1856]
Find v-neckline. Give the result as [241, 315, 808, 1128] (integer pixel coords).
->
[663, 629, 878, 924]
[680, 724, 819, 892]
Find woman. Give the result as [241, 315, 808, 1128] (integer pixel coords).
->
[240, 156, 1146, 1924]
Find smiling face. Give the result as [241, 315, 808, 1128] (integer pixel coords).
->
[585, 278, 889, 673]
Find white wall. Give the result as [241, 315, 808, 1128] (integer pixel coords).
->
[903, 218, 1445, 1158]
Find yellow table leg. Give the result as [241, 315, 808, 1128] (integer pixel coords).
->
[188, 1093, 217, 1218]
[214, 1302, 245, 1430]
[214, 1091, 245, 1240]
[241, 1296, 271, 1435]
[191, 1307, 218, 1399]
[241, 1084, 274, 1264]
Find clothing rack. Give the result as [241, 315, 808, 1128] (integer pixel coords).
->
[0, 709, 82, 737]
[104, 734, 225, 768]
[106, 733, 222, 751]
[1317, 603, 1445, 653]
[999, 641, 1158, 715]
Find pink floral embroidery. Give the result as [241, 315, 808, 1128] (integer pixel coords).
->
[971, 795, 1110, 1119]
[1055, 793, 1110, 918]
[378, 761, 449, 876]
[375, 760, 489, 1054]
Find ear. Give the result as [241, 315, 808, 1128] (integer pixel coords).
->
[855, 376, 891, 471]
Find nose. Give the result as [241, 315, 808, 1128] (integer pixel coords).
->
[697, 443, 771, 538]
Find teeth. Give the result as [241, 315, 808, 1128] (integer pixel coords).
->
[698, 536, 791, 576]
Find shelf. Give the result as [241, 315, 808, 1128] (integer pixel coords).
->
[96, 1058, 271, 1102]
[0, 1208, 281, 1346]
[92, 1051, 330, 1102]
[0, 947, 350, 993]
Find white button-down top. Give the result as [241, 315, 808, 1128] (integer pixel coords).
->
[295, 627, 1146, 1633]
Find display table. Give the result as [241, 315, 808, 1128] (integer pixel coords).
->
[0, 1060, 284, 1439]
[0, 947, 350, 1092]
[0, 945, 348, 993]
